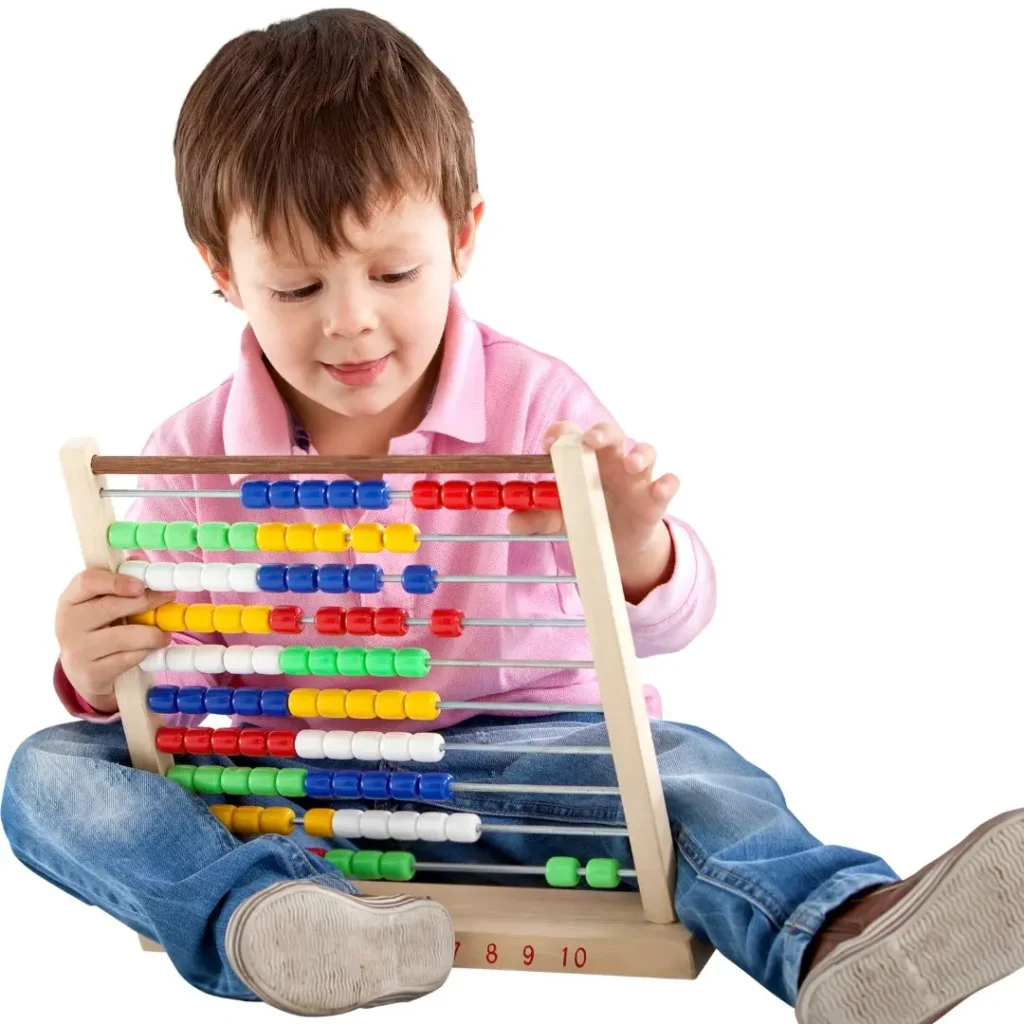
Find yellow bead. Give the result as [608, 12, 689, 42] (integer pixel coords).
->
[314, 523, 350, 553]
[383, 523, 421, 554]
[304, 808, 335, 839]
[374, 690, 407, 720]
[404, 691, 441, 721]
[155, 602, 188, 631]
[316, 689, 350, 718]
[213, 604, 245, 633]
[209, 804, 235, 830]
[183, 603, 216, 633]
[288, 688, 321, 718]
[233, 806, 263, 835]
[285, 523, 317, 552]
[345, 689, 378, 719]
[240, 605, 272, 633]
[350, 523, 385, 554]
[256, 523, 288, 551]
[129, 609, 157, 626]
[259, 807, 296, 835]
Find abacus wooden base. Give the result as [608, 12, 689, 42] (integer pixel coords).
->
[138, 884, 714, 980]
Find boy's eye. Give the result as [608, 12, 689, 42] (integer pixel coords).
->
[268, 267, 420, 302]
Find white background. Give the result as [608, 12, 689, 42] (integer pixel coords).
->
[1, 1, 1022, 1020]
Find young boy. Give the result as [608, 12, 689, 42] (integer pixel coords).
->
[3, 8, 1023, 1022]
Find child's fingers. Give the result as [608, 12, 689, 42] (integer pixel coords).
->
[650, 473, 680, 505]
[61, 568, 144, 606]
[506, 508, 565, 535]
[81, 624, 170, 664]
[624, 442, 656, 476]
[541, 421, 582, 452]
[69, 589, 169, 635]
[582, 422, 626, 456]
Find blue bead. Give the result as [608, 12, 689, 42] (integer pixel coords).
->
[417, 772, 453, 801]
[257, 564, 288, 593]
[240, 481, 270, 509]
[356, 480, 390, 509]
[147, 685, 179, 714]
[402, 564, 438, 595]
[232, 689, 264, 716]
[285, 564, 318, 593]
[331, 771, 363, 799]
[176, 686, 207, 715]
[204, 687, 234, 715]
[305, 771, 334, 799]
[348, 564, 384, 594]
[318, 564, 349, 594]
[260, 689, 291, 717]
[298, 480, 328, 508]
[269, 481, 299, 508]
[327, 481, 357, 509]
[389, 772, 420, 800]
[360, 771, 390, 799]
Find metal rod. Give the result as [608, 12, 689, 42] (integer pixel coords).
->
[430, 658, 592, 670]
[294, 819, 628, 839]
[295, 616, 588, 629]
[453, 782, 619, 796]
[381, 574, 576, 584]
[409, 862, 637, 879]
[444, 742, 612, 756]
[439, 700, 603, 714]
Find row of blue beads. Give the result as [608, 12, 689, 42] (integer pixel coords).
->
[241, 480, 391, 510]
[255, 563, 438, 594]
[148, 685, 291, 717]
[306, 770, 453, 801]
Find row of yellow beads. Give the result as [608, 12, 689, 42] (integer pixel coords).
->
[210, 804, 295, 835]
[255, 522, 420, 554]
[132, 603, 277, 633]
[286, 688, 440, 721]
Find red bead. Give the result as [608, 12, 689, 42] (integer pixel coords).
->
[269, 605, 303, 634]
[411, 480, 441, 509]
[502, 481, 534, 510]
[441, 480, 472, 510]
[183, 727, 213, 755]
[430, 608, 464, 638]
[346, 608, 375, 636]
[238, 729, 268, 757]
[308, 847, 328, 857]
[156, 727, 186, 754]
[374, 607, 408, 637]
[470, 481, 502, 510]
[211, 728, 241, 756]
[267, 730, 297, 757]
[532, 481, 561, 510]
[315, 607, 346, 635]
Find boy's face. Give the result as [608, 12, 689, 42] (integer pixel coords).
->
[205, 192, 481, 427]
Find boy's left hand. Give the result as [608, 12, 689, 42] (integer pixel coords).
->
[507, 421, 679, 603]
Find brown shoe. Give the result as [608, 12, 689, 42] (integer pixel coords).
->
[795, 808, 1024, 1024]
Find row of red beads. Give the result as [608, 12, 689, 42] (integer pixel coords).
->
[267, 607, 465, 637]
[410, 480, 559, 510]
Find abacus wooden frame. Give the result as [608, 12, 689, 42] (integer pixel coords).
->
[59, 435, 714, 980]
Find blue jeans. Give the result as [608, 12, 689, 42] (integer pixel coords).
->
[1, 714, 899, 1008]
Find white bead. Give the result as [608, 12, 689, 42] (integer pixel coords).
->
[117, 561, 149, 583]
[351, 731, 384, 761]
[408, 733, 445, 763]
[145, 563, 177, 591]
[165, 645, 197, 672]
[379, 732, 413, 761]
[140, 648, 167, 673]
[387, 811, 421, 841]
[199, 563, 232, 591]
[330, 809, 364, 839]
[173, 563, 204, 592]
[415, 812, 449, 842]
[295, 730, 326, 759]
[193, 644, 226, 674]
[251, 646, 283, 674]
[228, 564, 260, 592]
[360, 810, 392, 841]
[223, 645, 255, 674]
[322, 731, 355, 760]
[445, 813, 482, 844]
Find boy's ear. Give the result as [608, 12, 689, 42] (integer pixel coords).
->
[452, 192, 485, 282]
[195, 243, 243, 308]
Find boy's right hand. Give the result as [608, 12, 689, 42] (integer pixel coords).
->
[55, 569, 170, 713]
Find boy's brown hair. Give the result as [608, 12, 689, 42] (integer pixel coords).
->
[173, 7, 478, 296]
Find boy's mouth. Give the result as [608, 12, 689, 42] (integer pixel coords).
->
[323, 354, 390, 387]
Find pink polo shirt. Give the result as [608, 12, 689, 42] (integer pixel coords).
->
[54, 288, 716, 732]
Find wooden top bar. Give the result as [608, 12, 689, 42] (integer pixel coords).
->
[91, 455, 555, 476]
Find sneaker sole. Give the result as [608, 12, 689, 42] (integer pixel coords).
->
[795, 808, 1024, 1024]
[226, 880, 454, 1016]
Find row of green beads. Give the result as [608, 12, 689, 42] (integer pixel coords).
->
[108, 521, 262, 552]
[168, 764, 308, 798]
[281, 646, 431, 678]
[325, 848, 417, 882]
[546, 856, 621, 889]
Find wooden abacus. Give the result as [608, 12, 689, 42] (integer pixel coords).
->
[60, 434, 714, 980]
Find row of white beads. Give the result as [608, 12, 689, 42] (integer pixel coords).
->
[119, 560, 262, 592]
[295, 729, 444, 763]
[327, 809, 481, 843]
[143, 644, 288, 676]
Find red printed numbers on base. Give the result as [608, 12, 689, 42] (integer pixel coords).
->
[502, 481, 533, 509]
[411, 480, 442, 509]
[315, 607, 346, 635]
[486, 943, 498, 964]
[211, 728, 242, 756]
[346, 608, 375, 636]
[562, 946, 588, 969]
[430, 609, 464, 638]
[522, 945, 535, 966]
[532, 481, 560, 510]
[374, 607, 408, 636]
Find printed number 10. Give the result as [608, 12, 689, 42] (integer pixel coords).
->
[562, 946, 587, 968]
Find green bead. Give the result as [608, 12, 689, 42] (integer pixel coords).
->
[280, 647, 312, 675]
[220, 767, 252, 795]
[197, 522, 230, 550]
[365, 648, 397, 677]
[380, 851, 416, 882]
[309, 647, 339, 676]
[351, 850, 384, 880]
[545, 856, 582, 888]
[167, 764, 197, 791]
[192, 766, 226, 794]
[585, 858, 622, 889]
[106, 522, 138, 549]
[164, 521, 198, 551]
[325, 848, 355, 875]
[227, 522, 259, 551]
[394, 647, 430, 678]
[275, 768, 308, 798]
[249, 767, 280, 796]
[136, 521, 168, 550]
[336, 648, 367, 677]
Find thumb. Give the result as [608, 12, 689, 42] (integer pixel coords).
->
[507, 508, 565, 535]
